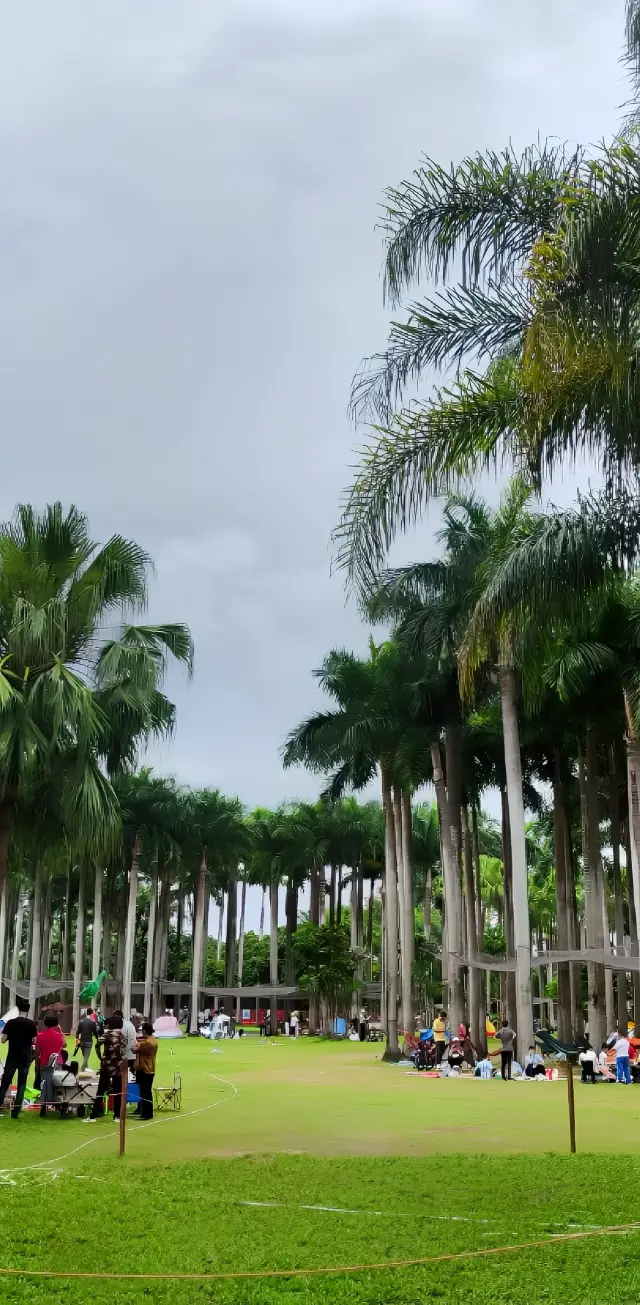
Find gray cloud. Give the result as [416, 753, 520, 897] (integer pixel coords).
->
[0, 0, 627, 844]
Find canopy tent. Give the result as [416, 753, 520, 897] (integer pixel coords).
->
[153, 1013, 182, 1039]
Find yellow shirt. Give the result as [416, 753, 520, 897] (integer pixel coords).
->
[433, 1018, 446, 1042]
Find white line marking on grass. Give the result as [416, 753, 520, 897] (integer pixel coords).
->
[0, 1073, 238, 1185]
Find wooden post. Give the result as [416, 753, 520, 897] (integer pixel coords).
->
[566, 1054, 576, 1154]
[119, 1063, 128, 1157]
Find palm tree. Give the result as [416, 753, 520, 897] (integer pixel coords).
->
[183, 789, 247, 1034]
[284, 644, 420, 1056]
[336, 6, 640, 592]
[0, 503, 193, 1002]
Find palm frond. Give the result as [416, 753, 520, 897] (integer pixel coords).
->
[334, 360, 523, 593]
[351, 278, 530, 422]
[382, 142, 584, 302]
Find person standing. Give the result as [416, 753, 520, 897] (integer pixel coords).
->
[87, 1016, 126, 1121]
[432, 1010, 448, 1065]
[112, 1009, 137, 1072]
[615, 1029, 632, 1084]
[35, 1013, 65, 1117]
[290, 1011, 299, 1038]
[0, 997, 37, 1118]
[493, 1018, 515, 1080]
[75, 1009, 97, 1070]
[134, 1022, 158, 1119]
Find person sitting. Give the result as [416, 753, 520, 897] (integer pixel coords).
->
[475, 1054, 493, 1078]
[447, 1038, 465, 1073]
[579, 1043, 598, 1084]
[524, 1046, 546, 1078]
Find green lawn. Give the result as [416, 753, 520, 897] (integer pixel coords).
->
[1, 1035, 640, 1301]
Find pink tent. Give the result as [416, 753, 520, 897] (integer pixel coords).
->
[153, 1013, 182, 1039]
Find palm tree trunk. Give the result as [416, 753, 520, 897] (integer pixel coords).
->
[501, 784, 517, 1029]
[153, 865, 170, 1018]
[101, 876, 112, 1017]
[624, 690, 640, 948]
[225, 878, 237, 987]
[609, 756, 628, 1029]
[337, 868, 343, 925]
[0, 797, 15, 992]
[216, 895, 225, 963]
[27, 861, 44, 1017]
[122, 837, 140, 1021]
[497, 666, 534, 1057]
[400, 790, 415, 1036]
[552, 755, 573, 1042]
[24, 891, 34, 981]
[578, 730, 607, 1049]
[175, 890, 184, 981]
[0, 870, 8, 1009]
[9, 896, 25, 1005]
[269, 880, 279, 1035]
[381, 766, 400, 1059]
[259, 887, 265, 938]
[237, 879, 247, 986]
[329, 866, 337, 926]
[92, 864, 103, 983]
[471, 805, 483, 945]
[462, 806, 483, 1053]
[40, 877, 52, 984]
[430, 740, 464, 1031]
[190, 850, 207, 1034]
[285, 876, 297, 984]
[72, 863, 87, 1030]
[62, 869, 71, 981]
[309, 867, 320, 925]
[144, 864, 158, 1019]
[423, 867, 432, 939]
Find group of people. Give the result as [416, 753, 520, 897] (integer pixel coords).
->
[0, 996, 159, 1120]
[579, 1030, 638, 1084]
[415, 1012, 546, 1081]
[418, 1011, 519, 1079]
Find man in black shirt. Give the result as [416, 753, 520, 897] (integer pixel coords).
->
[0, 996, 37, 1117]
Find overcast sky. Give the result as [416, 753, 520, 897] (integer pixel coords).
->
[0, 0, 629, 873]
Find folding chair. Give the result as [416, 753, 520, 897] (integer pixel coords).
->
[153, 1071, 182, 1112]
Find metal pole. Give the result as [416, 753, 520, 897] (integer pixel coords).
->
[119, 1064, 127, 1157]
[566, 1054, 576, 1154]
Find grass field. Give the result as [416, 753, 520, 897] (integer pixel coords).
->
[2, 1035, 640, 1301]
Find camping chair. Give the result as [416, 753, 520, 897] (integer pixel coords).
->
[153, 1071, 182, 1112]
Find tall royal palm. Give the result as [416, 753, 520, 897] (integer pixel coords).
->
[336, 8, 640, 595]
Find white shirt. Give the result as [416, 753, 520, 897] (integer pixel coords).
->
[598, 1050, 609, 1067]
[579, 1049, 597, 1065]
[525, 1052, 543, 1067]
[122, 1018, 137, 1061]
[615, 1037, 631, 1059]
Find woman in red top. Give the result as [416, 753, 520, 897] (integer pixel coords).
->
[35, 1013, 65, 1118]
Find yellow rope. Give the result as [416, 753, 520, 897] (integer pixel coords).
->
[0, 1222, 638, 1280]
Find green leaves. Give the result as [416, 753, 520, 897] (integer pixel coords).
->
[0, 502, 192, 858]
